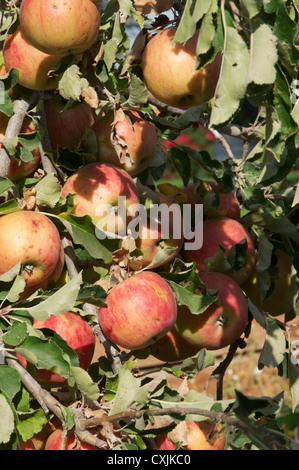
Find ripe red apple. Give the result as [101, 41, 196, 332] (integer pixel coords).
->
[175, 272, 248, 350]
[45, 429, 98, 450]
[0, 210, 63, 289]
[20, 0, 100, 55]
[44, 97, 95, 150]
[0, 113, 41, 181]
[183, 217, 256, 285]
[60, 162, 140, 236]
[91, 110, 157, 175]
[3, 26, 65, 90]
[20, 244, 65, 300]
[203, 182, 241, 220]
[156, 420, 225, 450]
[142, 26, 222, 109]
[17, 311, 95, 388]
[97, 271, 177, 350]
[148, 327, 200, 362]
[242, 249, 293, 317]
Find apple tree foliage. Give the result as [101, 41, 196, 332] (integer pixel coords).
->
[0, 0, 299, 451]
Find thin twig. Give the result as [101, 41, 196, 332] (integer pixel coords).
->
[0, 93, 38, 177]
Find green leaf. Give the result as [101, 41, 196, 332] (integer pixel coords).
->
[173, 0, 212, 45]
[16, 409, 48, 443]
[58, 64, 89, 101]
[0, 393, 15, 444]
[14, 334, 75, 381]
[70, 366, 100, 401]
[35, 173, 62, 208]
[0, 366, 21, 401]
[247, 21, 278, 85]
[239, 0, 262, 19]
[109, 362, 141, 416]
[59, 213, 113, 264]
[25, 271, 83, 321]
[2, 321, 28, 347]
[209, 27, 250, 127]
[258, 321, 286, 369]
[165, 279, 218, 315]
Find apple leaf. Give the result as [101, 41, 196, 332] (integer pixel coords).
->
[109, 362, 142, 416]
[173, 0, 213, 45]
[70, 366, 100, 401]
[239, 0, 262, 19]
[0, 366, 21, 401]
[165, 279, 218, 315]
[16, 409, 48, 444]
[258, 320, 286, 369]
[247, 21, 278, 85]
[0, 393, 15, 444]
[58, 64, 89, 102]
[59, 213, 113, 264]
[35, 173, 62, 208]
[24, 271, 83, 321]
[209, 27, 250, 127]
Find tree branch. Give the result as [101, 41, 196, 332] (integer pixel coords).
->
[0, 93, 38, 178]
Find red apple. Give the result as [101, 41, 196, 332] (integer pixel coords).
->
[156, 420, 225, 450]
[45, 429, 98, 450]
[20, 244, 65, 300]
[183, 217, 256, 285]
[3, 26, 65, 91]
[0, 114, 41, 181]
[98, 271, 177, 350]
[242, 249, 294, 317]
[44, 97, 95, 150]
[0, 210, 63, 288]
[60, 162, 140, 236]
[17, 311, 95, 388]
[175, 272, 248, 350]
[142, 26, 222, 109]
[203, 182, 241, 220]
[91, 110, 157, 175]
[148, 327, 200, 362]
[20, 0, 100, 55]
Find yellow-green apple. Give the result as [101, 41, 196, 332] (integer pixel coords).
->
[142, 26, 222, 109]
[175, 272, 248, 350]
[0, 113, 41, 181]
[91, 110, 157, 175]
[242, 249, 294, 317]
[44, 97, 95, 150]
[97, 271, 177, 350]
[60, 162, 140, 236]
[203, 182, 241, 220]
[183, 217, 256, 285]
[155, 420, 225, 450]
[147, 326, 200, 362]
[134, 0, 175, 15]
[45, 429, 99, 450]
[3, 26, 65, 91]
[0, 210, 63, 289]
[20, 0, 100, 55]
[17, 311, 95, 388]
